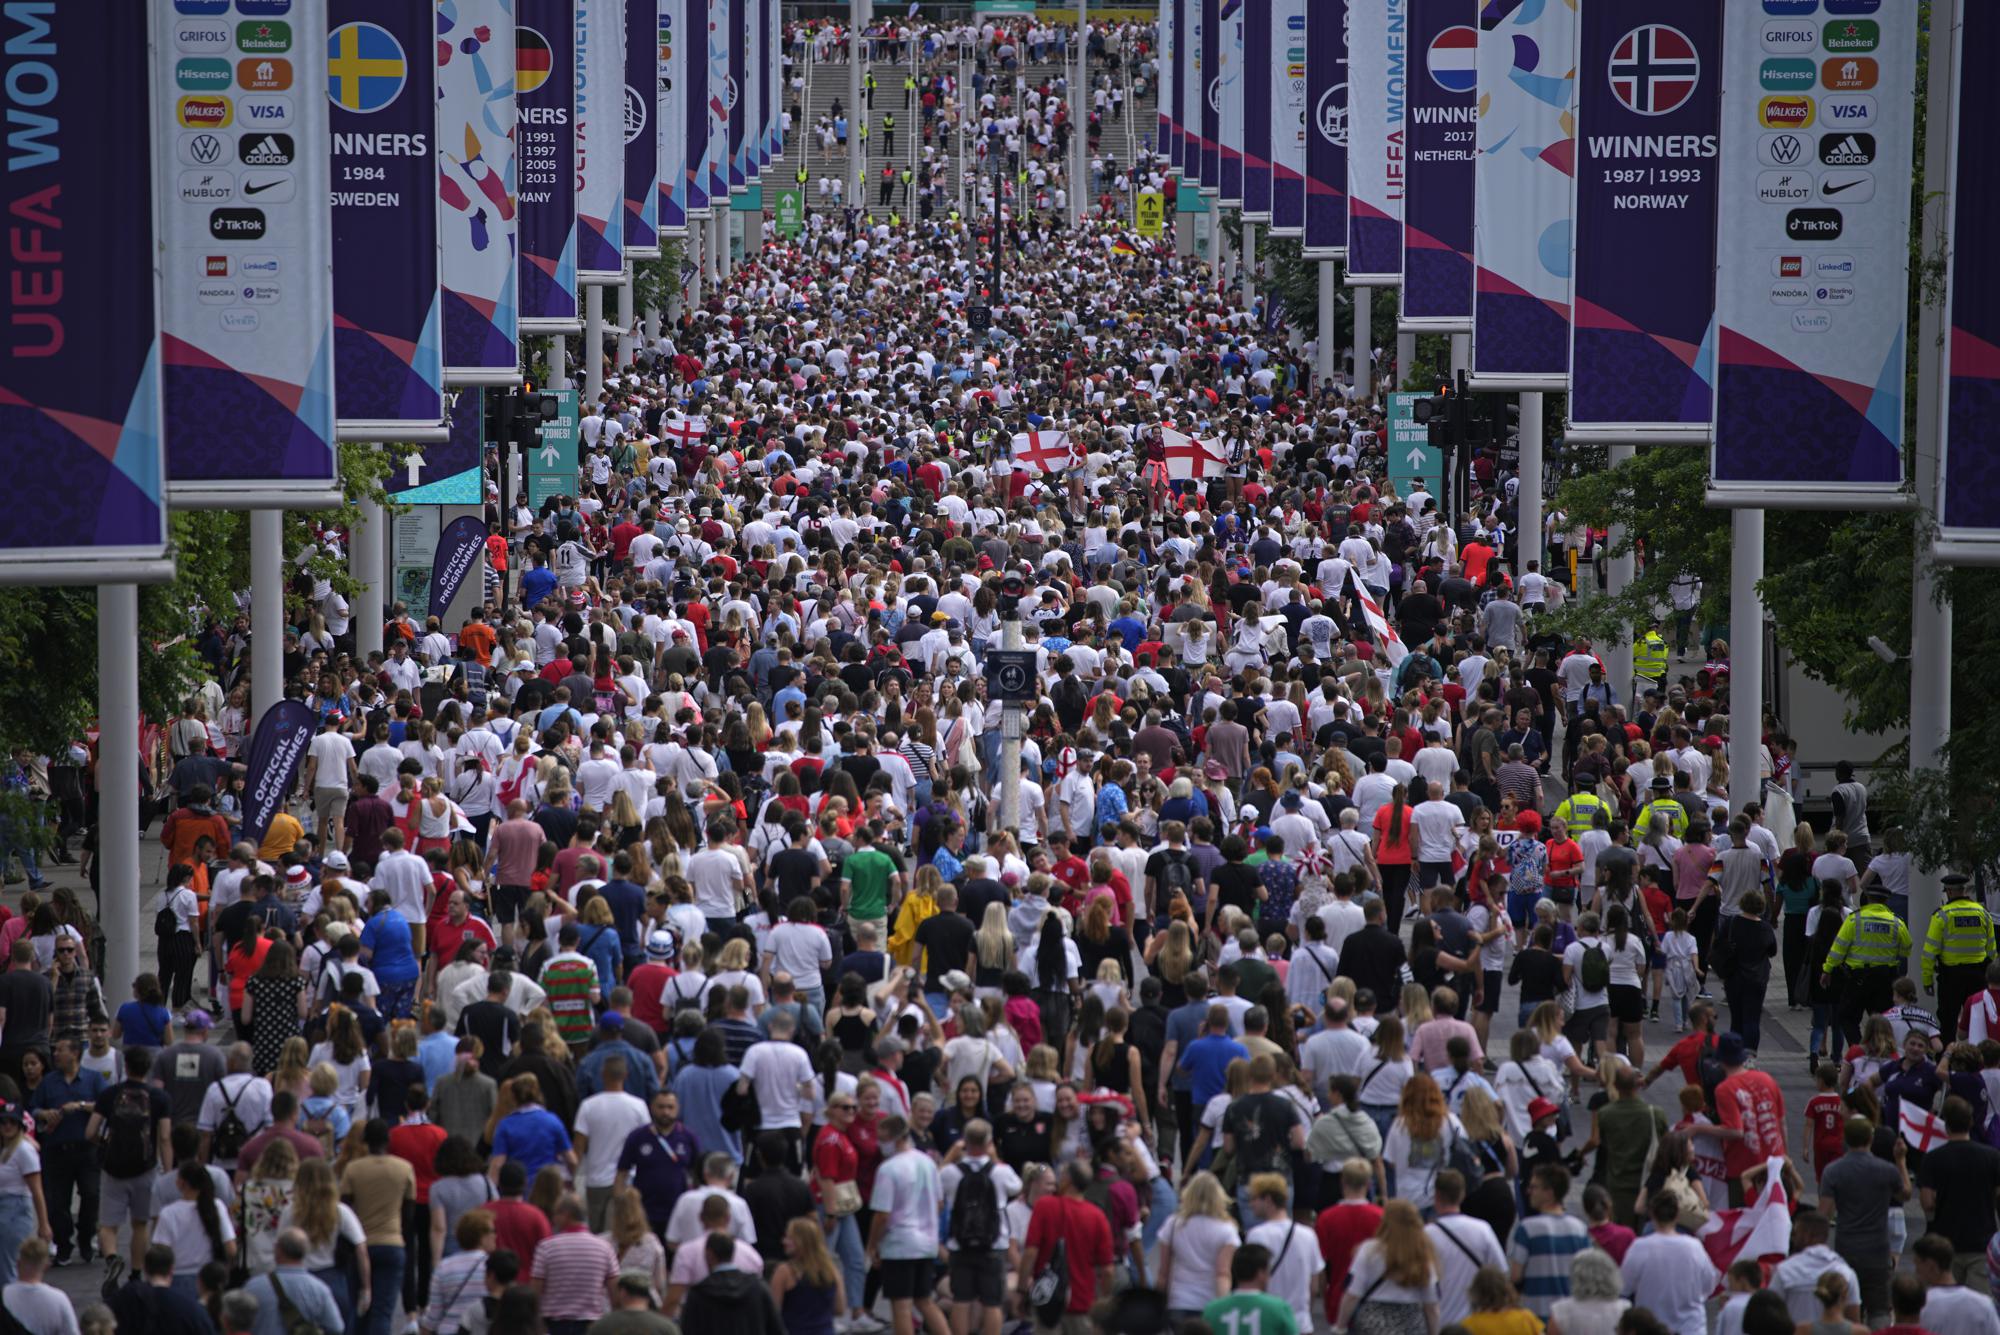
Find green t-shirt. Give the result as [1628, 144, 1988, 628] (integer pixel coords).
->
[1595, 1096, 1668, 1191]
[844, 847, 898, 922]
[1202, 1291, 1298, 1335]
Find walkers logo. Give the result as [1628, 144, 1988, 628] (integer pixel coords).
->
[327, 22, 408, 113]
[1610, 25, 1701, 115]
[1819, 132, 1874, 165]
[1820, 57, 1875, 90]
[1822, 19, 1878, 52]
[238, 57, 293, 91]
[176, 57, 233, 90]
[237, 20, 292, 54]
[209, 207, 267, 240]
[178, 95, 233, 128]
[1760, 58, 1817, 91]
[239, 132, 295, 166]
[1758, 96, 1814, 129]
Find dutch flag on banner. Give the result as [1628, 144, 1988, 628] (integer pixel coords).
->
[1426, 26, 1478, 96]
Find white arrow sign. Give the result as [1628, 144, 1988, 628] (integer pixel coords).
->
[538, 444, 561, 467]
[1406, 446, 1428, 468]
[406, 455, 424, 487]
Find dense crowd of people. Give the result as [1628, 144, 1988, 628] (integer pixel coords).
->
[0, 23, 1993, 1335]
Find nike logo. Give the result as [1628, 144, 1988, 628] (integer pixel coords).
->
[1821, 179, 1865, 195]
[243, 179, 283, 195]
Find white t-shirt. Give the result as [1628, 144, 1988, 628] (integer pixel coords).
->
[1619, 1232, 1718, 1335]
[765, 921, 834, 982]
[1245, 1217, 1325, 1332]
[1344, 1236, 1444, 1307]
[574, 1090, 651, 1188]
[307, 731, 356, 788]
[1604, 934, 1650, 989]
[740, 1040, 816, 1130]
[1427, 1214, 1508, 1325]
[868, 1148, 943, 1260]
[686, 847, 747, 918]
[154, 1196, 239, 1273]
[1158, 1214, 1242, 1312]
[1563, 936, 1611, 1011]
[1409, 801, 1463, 863]
[197, 1073, 275, 1158]
[937, 1155, 1024, 1250]
[0, 1138, 39, 1194]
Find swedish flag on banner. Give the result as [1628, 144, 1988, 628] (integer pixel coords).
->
[328, 21, 407, 113]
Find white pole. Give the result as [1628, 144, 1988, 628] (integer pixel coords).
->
[250, 510, 284, 725]
[1073, 0, 1087, 226]
[1728, 507, 1766, 814]
[849, 0, 866, 214]
[96, 584, 140, 1004]
[1907, 0, 1957, 940]
[1516, 393, 1543, 582]
[1352, 285, 1372, 400]
[999, 617, 1024, 831]
[688, 223, 703, 307]
[1449, 333, 1469, 378]
[584, 283, 605, 405]
[549, 334, 570, 391]
[1604, 442, 1636, 698]
[1316, 261, 1335, 387]
[1240, 221, 1256, 313]
[352, 495, 384, 663]
[616, 266, 637, 367]
[1395, 332, 1415, 393]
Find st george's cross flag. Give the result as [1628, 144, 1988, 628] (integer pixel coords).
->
[1163, 426, 1227, 480]
[1011, 430, 1073, 473]
[663, 416, 707, 448]
[1696, 1156, 1793, 1293]
[1900, 1102, 1949, 1152]
[1346, 572, 1408, 666]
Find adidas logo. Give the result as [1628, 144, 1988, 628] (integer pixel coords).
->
[240, 133, 292, 165]
[1820, 133, 1873, 166]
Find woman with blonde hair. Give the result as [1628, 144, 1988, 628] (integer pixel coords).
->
[1334, 1199, 1442, 1335]
[1461, 1265, 1542, 1335]
[1382, 1072, 1464, 1215]
[1184, 1058, 1255, 1171]
[1357, 1016, 1415, 1139]
[973, 902, 1012, 998]
[1154, 1171, 1241, 1323]
[1144, 918, 1197, 1008]
[239, 1137, 299, 1276]
[270, 1034, 312, 1101]
[414, 774, 455, 854]
[278, 1157, 370, 1329]
[888, 863, 943, 968]
[1456, 1086, 1520, 1236]
[1401, 984, 1434, 1031]
[597, 1185, 667, 1303]
[708, 936, 767, 1012]
[1527, 1000, 1599, 1093]
[769, 1215, 845, 1335]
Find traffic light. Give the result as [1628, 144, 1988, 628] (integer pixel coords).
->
[998, 571, 1026, 620]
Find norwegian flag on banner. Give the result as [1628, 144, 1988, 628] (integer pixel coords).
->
[1163, 426, 1226, 481]
[1696, 1155, 1793, 1291]
[1010, 431, 1072, 474]
[1900, 1102, 1949, 1152]
[1345, 573, 1408, 666]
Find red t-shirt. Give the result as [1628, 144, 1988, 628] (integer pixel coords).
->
[1804, 1091, 1845, 1178]
[1716, 1068, 1787, 1178]
[489, 1197, 551, 1265]
[625, 962, 677, 1035]
[431, 914, 498, 970]
[812, 1123, 858, 1200]
[1315, 1201, 1383, 1321]
[389, 1122, 449, 1204]
[1658, 1029, 1717, 1087]
[1025, 1195, 1115, 1314]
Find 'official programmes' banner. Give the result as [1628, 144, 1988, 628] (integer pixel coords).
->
[429, 513, 490, 621]
[576, 0, 625, 284]
[156, 0, 339, 505]
[1268, 0, 1305, 237]
[1199, 0, 1218, 193]
[0, 7, 171, 584]
[1345, 0, 1402, 285]
[1399, 0, 1475, 333]
[518, 0, 580, 331]
[1241, 0, 1271, 220]
[437, 0, 519, 388]
[1567, 0, 1720, 441]
[331, 0, 446, 441]
[1710, 1, 1917, 496]
[623, 0, 660, 258]
[658, 0, 687, 234]
[1470, 0, 1574, 390]
[1300, 0, 1345, 257]
[1217, 0, 1243, 208]
[1939, 0, 2000, 552]
[240, 699, 319, 846]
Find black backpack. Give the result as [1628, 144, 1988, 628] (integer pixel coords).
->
[210, 1079, 253, 1164]
[100, 1083, 157, 1179]
[950, 1158, 1002, 1251]
[1155, 850, 1194, 916]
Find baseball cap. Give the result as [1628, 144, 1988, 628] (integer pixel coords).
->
[598, 1012, 627, 1033]
[322, 850, 350, 872]
[184, 1008, 216, 1031]
[646, 929, 677, 962]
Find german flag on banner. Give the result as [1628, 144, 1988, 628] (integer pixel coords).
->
[516, 26, 554, 95]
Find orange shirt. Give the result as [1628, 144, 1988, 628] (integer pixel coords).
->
[457, 621, 498, 666]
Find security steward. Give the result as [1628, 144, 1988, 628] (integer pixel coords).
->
[1923, 872, 1995, 1041]
[1821, 884, 1913, 1051]
[1634, 774, 1689, 840]
[1632, 621, 1669, 698]
[1553, 786, 1610, 837]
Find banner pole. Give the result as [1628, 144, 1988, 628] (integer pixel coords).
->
[96, 584, 140, 1007]
[1316, 261, 1335, 388]
[354, 494, 385, 663]
[1604, 442, 1636, 698]
[550, 334, 571, 392]
[1241, 222, 1257, 314]
[617, 267, 638, 368]
[585, 283, 606, 404]
[1728, 507, 1766, 815]
[251, 511, 285, 727]
[1353, 285, 1371, 400]
[1517, 393, 1543, 578]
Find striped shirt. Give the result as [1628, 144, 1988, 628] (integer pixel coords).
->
[539, 955, 600, 1047]
[1507, 1213, 1592, 1320]
[422, 1251, 489, 1335]
[531, 1226, 620, 1321]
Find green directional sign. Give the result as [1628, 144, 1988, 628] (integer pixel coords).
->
[526, 389, 580, 507]
[775, 189, 803, 237]
[1387, 392, 1445, 498]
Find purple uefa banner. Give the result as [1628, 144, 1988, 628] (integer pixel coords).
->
[430, 514, 491, 621]
[624, 0, 660, 258]
[240, 700, 319, 846]
[1569, 0, 1720, 434]
[1200, 0, 1220, 193]
[685, 0, 708, 215]
[727, 0, 745, 191]
[1302, 0, 1346, 257]
[1242, 0, 1272, 219]
[389, 386, 483, 503]
[517, 0, 580, 329]
[332, 0, 446, 436]
[1164, 0, 1181, 172]
[0, 10, 168, 581]
[1942, 0, 2000, 535]
[1400, 0, 1476, 329]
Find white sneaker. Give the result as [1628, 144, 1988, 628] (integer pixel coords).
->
[850, 1315, 887, 1333]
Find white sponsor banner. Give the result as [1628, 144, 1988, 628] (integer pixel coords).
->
[155, 0, 338, 502]
[1345, 0, 1403, 284]
[1470, 0, 1574, 389]
[707, 0, 728, 203]
[1709, 4, 1917, 495]
[576, 0, 626, 283]
[1218, 0, 1244, 207]
[1270, 0, 1307, 236]
[658, 0, 687, 235]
